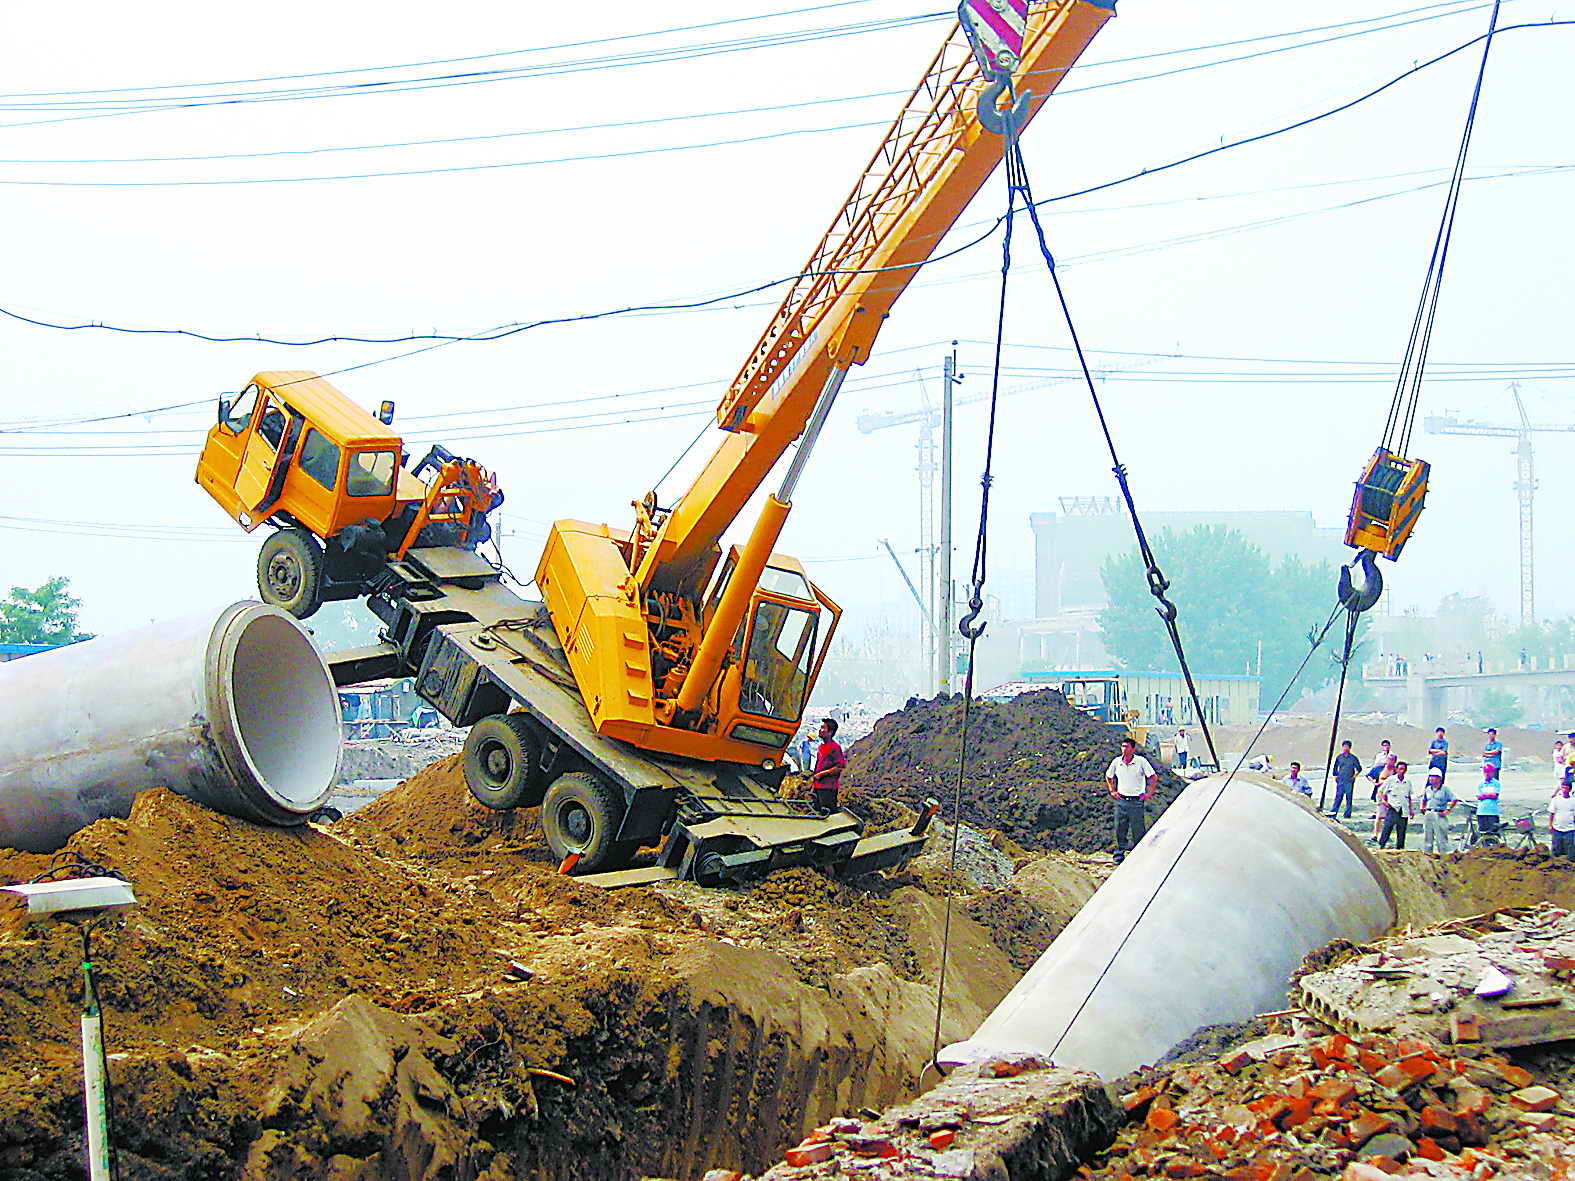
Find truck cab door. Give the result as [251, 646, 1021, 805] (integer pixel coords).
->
[235, 396, 289, 514]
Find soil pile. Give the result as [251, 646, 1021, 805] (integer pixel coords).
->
[1377, 846, 1575, 928]
[842, 690, 1187, 853]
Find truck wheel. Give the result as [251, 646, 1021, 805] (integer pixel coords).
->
[542, 772, 628, 873]
[258, 527, 325, 619]
[463, 714, 541, 810]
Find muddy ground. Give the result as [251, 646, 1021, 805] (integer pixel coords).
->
[4, 689, 1573, 1180]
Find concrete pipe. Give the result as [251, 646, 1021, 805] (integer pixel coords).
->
[0, 602, 341, 852]
[940, 772, 1396, 1080]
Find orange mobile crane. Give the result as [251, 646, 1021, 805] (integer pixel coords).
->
[196, 0, 1117, 884]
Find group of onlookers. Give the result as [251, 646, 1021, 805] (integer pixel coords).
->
[1306, 725, 1575, 856]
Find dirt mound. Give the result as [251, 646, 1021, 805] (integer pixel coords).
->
[1377, 845, 1575, 927]
[843, 690, 1186, 853]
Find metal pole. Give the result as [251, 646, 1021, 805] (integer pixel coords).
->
[938, 346, 957, 692]
[80, 930, 111, 1181]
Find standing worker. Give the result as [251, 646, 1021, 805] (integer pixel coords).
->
[1428, 727, 1450, 781]
[808, 717, 845, 815]
[1174, 727, 1190, 771]
[1482, 728, 1504, 776]
[1330, 740, 1361, 820]
[1421, 769, 1456, 854]
[1475, 763, 1502, 838]
[797, 732, 815, 775]
[1378, 761, 1417, 849]
[1105, 737, 1157, 865]
[1551, 779, 1575, 858]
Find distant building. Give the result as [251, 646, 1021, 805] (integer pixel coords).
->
[988, 667, 1259, 728]
[1030, 498, 1346, 616]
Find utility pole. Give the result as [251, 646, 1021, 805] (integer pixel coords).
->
[913, 372, 937, 691]
[938, 344, 958, 693]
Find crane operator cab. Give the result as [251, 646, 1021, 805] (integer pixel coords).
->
[195, 370, 502, 618]
[707, 555, 840, 753]
[1344, 447, 1429, 560]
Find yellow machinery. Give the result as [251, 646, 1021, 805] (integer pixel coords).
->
[194, 0, 1118, 882]
[1344, 447, 1429, 560]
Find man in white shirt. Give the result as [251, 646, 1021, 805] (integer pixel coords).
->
[1283, 762, 1311, 796]
[1378, 761, 1417, 849]
[1174, 728, 1190, 770]
[1550, 782, 1575, 859]
[1105, 738, 1157, 865]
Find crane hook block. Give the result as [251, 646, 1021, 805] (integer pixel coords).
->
[1343, 446, 1429, 560]
[958, 0, 1031, 136]
[1338, 549, 1384, 615]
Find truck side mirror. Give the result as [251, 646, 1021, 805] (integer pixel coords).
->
[217, 397, 232, 424]
[377, 400, 395, 426]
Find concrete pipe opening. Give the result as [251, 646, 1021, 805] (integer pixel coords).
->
[212, 606, 343, 822]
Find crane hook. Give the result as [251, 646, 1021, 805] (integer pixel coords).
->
[1337, 548, 1384, 614]
[958, 590, 988, 641]
[976, 77, 1031, 137]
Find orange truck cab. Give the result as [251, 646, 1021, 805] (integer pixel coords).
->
[196, 370, 495, 617]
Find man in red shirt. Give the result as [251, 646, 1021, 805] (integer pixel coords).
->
[810, 717, 845, 814]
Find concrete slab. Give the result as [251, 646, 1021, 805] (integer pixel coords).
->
[1296, 903, 1575, 1049]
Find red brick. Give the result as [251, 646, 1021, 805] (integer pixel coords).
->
[1510, 1086, 1559, 1113]
[1416, 1139, 1447, 1162]
[803, 1127, 833, 1144]
[1122, 1086, 1159, 1113]
[785, 1143, 833, 1166]
[1279, 1098, 1315, 1130]
[1147, 1107, 1181, 1134]
[1359, 1051, 1389, 1075]
[1518, 1111, 1558, 1133]
[1312, 1080, 1357, 1107]
[1421, 1105, 1459, 1135]
[1542, 952, 1575, 971]
[1396, 1038, 1436, 1059]
[1219, 1048, 1254, 1075]
[1491, 1061, 1534, 1089]
[1348, 1112, 1394, 1146]
[1451, 1014, 1482, 1044]
[928, 1130, 956, 1150]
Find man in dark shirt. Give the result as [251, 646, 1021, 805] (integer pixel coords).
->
[810, 717, 845, 814]
[1428, 727, 1450, 781]
[1330, 740, 1361, 820]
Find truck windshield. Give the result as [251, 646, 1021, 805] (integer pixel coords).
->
[739, 599, 818, 722]
[347, 450, 397, 497]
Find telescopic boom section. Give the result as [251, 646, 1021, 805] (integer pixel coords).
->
[636, 0, 1116, 596]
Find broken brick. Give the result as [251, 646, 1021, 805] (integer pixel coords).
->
[1349, 1112, 1395, 1146]
[1219, 1049, 1255, 1076]
[1422, 1105, 1459, 1135]
[1518, 1111, 1558, 1134]
[1122, 1085, 1159, 1114]
[1359, 1051, 1389, 1075]
[1451, 1082, 1492, 1116]
[1451, 1014, 1482, 1044]
[1312, 1080, 1357, 1107]
[1147, 1107, 1180, 1134]
[1489, 1061, 1534, 1090]
[1416, 1138, 1447, 1162]
[1509, 1086, 1559, 1113]
[785, 1143, 834, 1167]
[927, 1129, 955, 1150]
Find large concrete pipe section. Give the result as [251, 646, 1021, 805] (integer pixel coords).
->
[0, 602, 341, 851]
[940, 772, 1396, 1079]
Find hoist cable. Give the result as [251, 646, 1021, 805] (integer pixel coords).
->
[927, 117, 1024, 1076]
[1012, 147, 1221, 768]
[1384, 0, 1501, 454]
[1316, 608, 1363, 813]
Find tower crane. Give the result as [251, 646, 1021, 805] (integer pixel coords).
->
[1425, 383, 1575, 626]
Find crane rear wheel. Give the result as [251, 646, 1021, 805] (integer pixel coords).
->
[542, 772, 629, 873]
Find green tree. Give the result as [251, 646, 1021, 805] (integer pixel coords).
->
[1098, 526, 1354, 707]
[1471, 688, 1524, 729]
[0, 577, 94, 645]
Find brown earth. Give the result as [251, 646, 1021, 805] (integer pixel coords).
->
[842, 689, 1187, 854]
[0, 747, 1085, 1181]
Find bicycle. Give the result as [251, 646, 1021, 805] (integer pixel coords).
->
[1457, 804, 1503, 850]
[1505, 809, 1547, 852]
[1457, 805, 1545, 852]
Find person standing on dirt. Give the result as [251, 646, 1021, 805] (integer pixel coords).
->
[1475, 764, 1502, 837]
[1482, 728, 1504, 775]
[1331, 741, 1361, 820]
[1421, 769, 1456, 854]
[1174, 727, 1190, 770]
[1105, 738, 1157, 865]
[1428, 727, 1449, 781]
[1550, 780, 1575, 858]
[1378, 761, 1416, 849]
[808, 717, 845, 815]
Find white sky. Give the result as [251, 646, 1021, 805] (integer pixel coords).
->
[1, 0, 1571, 639]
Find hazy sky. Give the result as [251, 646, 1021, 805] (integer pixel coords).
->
[1, 0, 1571, 642]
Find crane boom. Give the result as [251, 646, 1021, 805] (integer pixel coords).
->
[634, 0, 1116, 594]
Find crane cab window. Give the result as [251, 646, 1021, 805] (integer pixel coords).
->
[759, 565, 812, 600]
[347, 450, 397, 497]
[257, 403, 287, 450]
[221, 384, 260, 435]
[298, 429, 339, 490]
[739, 599, 819, 721]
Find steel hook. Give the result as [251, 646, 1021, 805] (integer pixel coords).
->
[977, 77, 1031, 136]
[1337, 548, 1383, 614]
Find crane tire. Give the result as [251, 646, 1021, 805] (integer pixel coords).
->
[542, 772, 628, 873]
[462, 714, 542, 811]
[258, 527, 325, 619]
